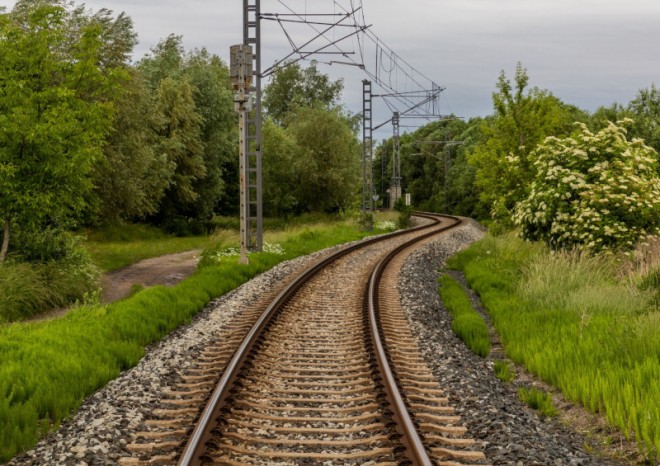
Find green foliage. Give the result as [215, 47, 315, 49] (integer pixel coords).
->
[449, 233, 659, 460]
[438, 274, 491, 357]
[262, 119, 303, 216]
[284, 106, 361, 213]
[494, 360, 514, 382]
[93, 69, 173, 222]
[396, 203, 412, 229]
[0, 1, 122, 260]
[627, 85, 660, 159]
[514, 119, 660, 252]
[518, 387, 557, 417]
[468, 63, 588, 226]
[0, 218, 379, 461]
[138, 35, 235, 231]
[263, 61, 344, 125]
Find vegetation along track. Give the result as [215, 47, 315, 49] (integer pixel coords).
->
[120, 213, 487, 466]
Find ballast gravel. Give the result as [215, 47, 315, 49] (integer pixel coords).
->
[398, 218, 624, 466]
[7, 218, 624, 465]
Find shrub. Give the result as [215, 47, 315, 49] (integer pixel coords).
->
[514, 119, 660, 252]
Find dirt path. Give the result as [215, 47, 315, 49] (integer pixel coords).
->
[101, 249, 201, 303]
[28, 250, 201, 322]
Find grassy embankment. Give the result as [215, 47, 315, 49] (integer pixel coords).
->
[447, 232, 660, 461]
[0, 213, 398, 462]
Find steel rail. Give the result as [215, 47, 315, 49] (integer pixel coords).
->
[367, 213, 461, 465]
[177, 212, 452, 466]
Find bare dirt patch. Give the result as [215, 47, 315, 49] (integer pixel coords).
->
[101, 249, 201, 303]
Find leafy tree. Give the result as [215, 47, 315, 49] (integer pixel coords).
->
[138, 35, 236, 231]
[262, 120, 302, 216]
[180, 49, 236, 223]
[514, 119, 660, 252]
[152, 77, 206, 228]
[285, 106, 360, 213]
[627, 85, 660, 157]
[93, 70, 174, 222]
[263, 61, 344, 125]
[468, 63, 588, 226]
[0, 1, 119, 261]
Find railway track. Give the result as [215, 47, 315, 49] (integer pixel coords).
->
[120, 213, 487, 466]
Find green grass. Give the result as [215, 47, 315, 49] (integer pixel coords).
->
[438, 274, 491, 357]
[84, 223, 208, 272]
[0, 216, 388, 462]
[448, 232, 660, 461]
[494, 360, 514, 382]
[519, 386, 557, 417]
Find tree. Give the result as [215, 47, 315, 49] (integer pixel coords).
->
[261, 120, 302, 216]
[627, 85, 660, 159]
[285, 106, 361, 213]
[513, 119, 660, 252]
[468, 63, 588, 226]
[138, 36, 236, 231]
[152, 77, 206, 227]
[0, 1, 118, 261]
[263, 61, 344, 125]
[92, 70, 174, 222]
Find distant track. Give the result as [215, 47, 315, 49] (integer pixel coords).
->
[119, 213, 488, 466]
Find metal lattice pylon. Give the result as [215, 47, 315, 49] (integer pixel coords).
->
[390, 111, 401, 209]
[362, 80, 373, 229]
[242, 0, 262, 253]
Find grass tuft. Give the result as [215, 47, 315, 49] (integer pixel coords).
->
[494, 360, 514, 382]
[519, 386, 557, 417]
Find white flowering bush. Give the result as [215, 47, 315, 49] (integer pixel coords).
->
[514, 119, 660, 252]
[374, 220, 398, 232]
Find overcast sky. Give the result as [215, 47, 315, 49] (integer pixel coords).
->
[2, 0, 659, 138]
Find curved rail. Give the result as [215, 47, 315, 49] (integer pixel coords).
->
[367, 214, 462, 465]
[177, 212, 458, 465]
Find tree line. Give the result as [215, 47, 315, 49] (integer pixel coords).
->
[375, 63, 659, 252]
[0, 0, 360, 265]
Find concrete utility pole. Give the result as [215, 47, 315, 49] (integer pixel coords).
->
[230, 44, 254, 264]
[390, 111, 401, 209]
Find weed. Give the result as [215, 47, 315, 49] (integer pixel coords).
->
[494, 360, 514, 382]
[519, 386, 557, 417]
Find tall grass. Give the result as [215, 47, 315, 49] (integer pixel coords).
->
[0, 218, 380, 462]
[438, 274, 490, 357]
[0, 245, 99, 323]
[448, 232, 659, 461]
